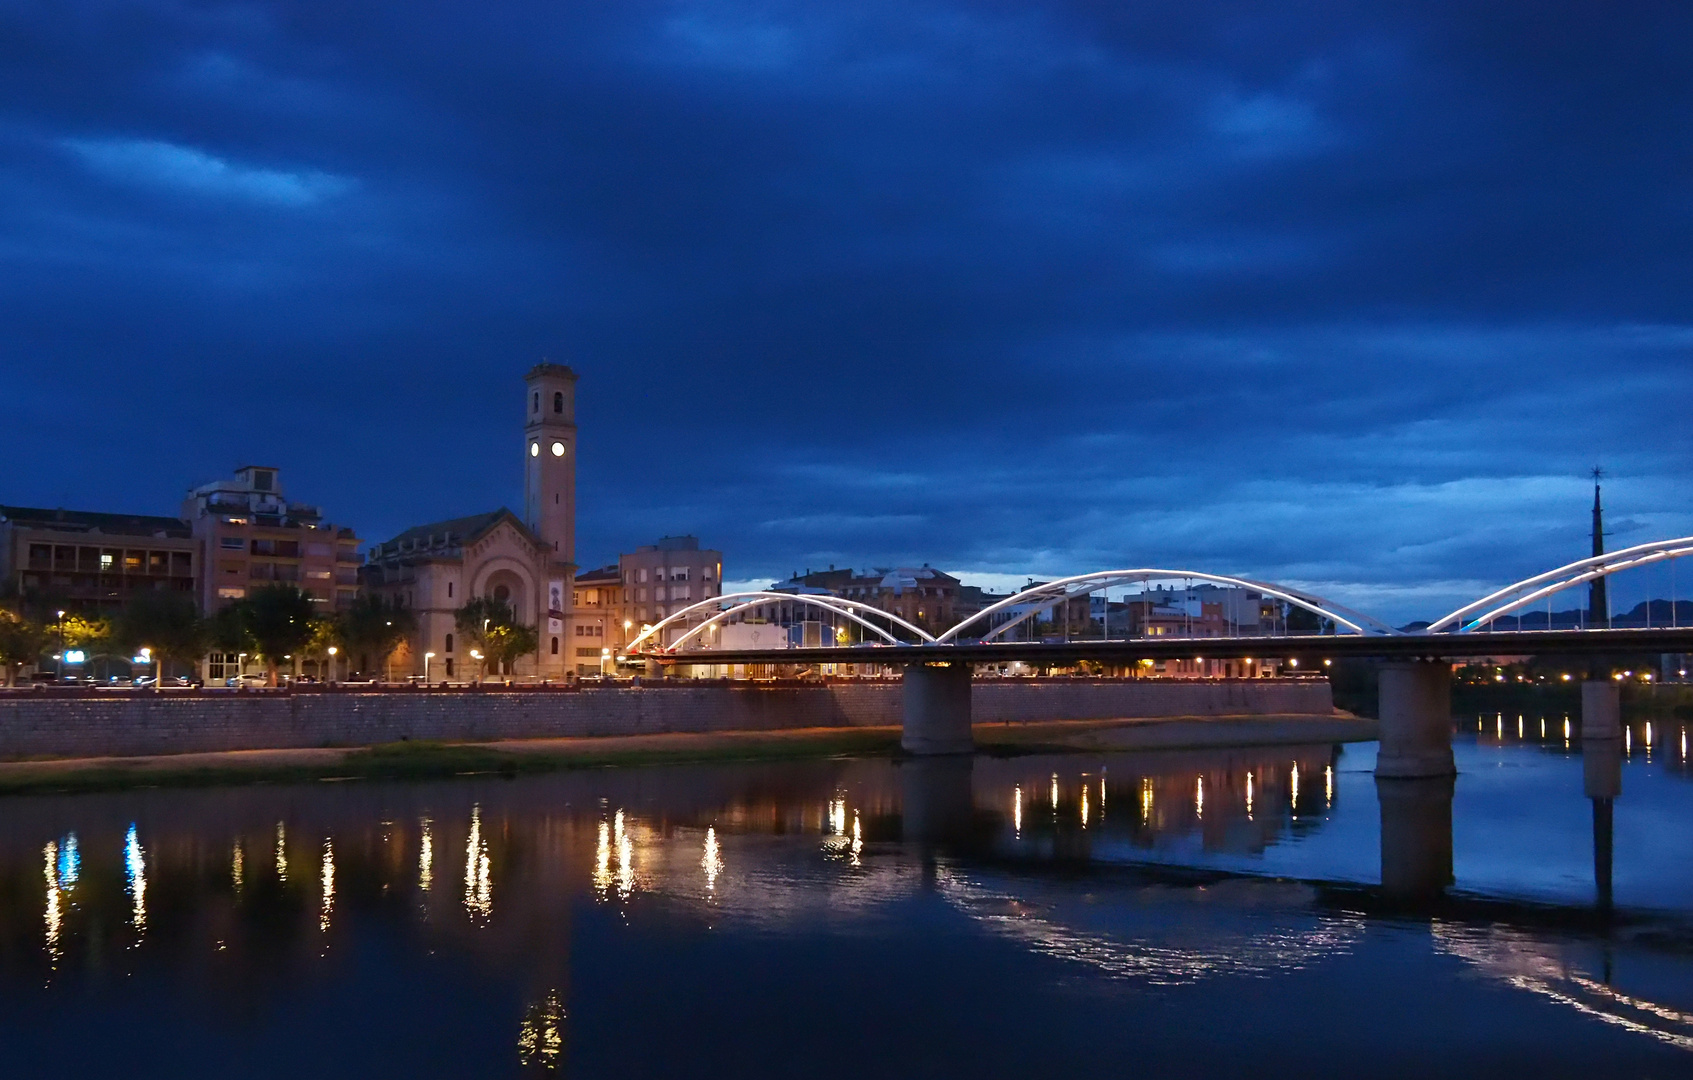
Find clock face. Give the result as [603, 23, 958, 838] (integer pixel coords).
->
[550, 441, 566, 457]
[529, 441, 539, 457]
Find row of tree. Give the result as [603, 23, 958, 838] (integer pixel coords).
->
[0, 586, 540, 686]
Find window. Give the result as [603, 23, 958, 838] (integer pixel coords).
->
[493, 583, 511, 604]
[532, 391, 539, 413]
[637, 568, 648, 583]
[655, 586, 667, 601]
[445, 633, 454, 653]
[551, 636, 559, 655]
[220, 536, 244, 550]
[672, 568, 689, 581]
[447, 581, 453, 598]
[576, 647, 598, 658]
[635, 587, 646, 602]
[445, 658, 454, 677]
[253, 470, 273, 492]
[306, 569, 331, 580]
[218, 587, 245, 599]
[676, 585, 691, 601]
[100, 550, 115, 570]
[553, 391, 563, 413]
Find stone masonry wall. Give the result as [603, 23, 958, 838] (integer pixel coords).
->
[0, 678, 1334, 760]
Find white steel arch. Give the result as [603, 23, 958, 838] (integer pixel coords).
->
[1426, 535, 1693, 633]
[935, 569, 1399, 644]
[626, 591, 935, 654]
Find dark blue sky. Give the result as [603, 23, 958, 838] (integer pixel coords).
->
[3, 1, 1691, 622]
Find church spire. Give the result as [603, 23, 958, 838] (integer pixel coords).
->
[1589, 466, 1608, 627]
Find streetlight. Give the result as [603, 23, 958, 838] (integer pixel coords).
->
[134, 647, 159, 692]
[326, 645, 338, 683]
[600, 647, 610, 676]
[55, 610, 66, 680]
[424, 651, 435, 685]
[470, 648, 483, 683]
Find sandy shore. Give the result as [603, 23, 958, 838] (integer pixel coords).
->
[0, 712, 1376, 794]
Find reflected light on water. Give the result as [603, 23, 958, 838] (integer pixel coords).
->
[829, 796, 847, 836]
[1194, 776, 1204, 820]
[1050, 774, 1059, 812]
[1012, 785, 1022, 836]
[850, 812, 863, 867]
[320, 839, 335, 933]
[1565, 718, 1572, 747]
[275, 822, 288, 884]
[1290, 764, 1300, 815]
[1245, 772, 1254, 819]
[44, 841, 61, 966]
[594, 821, 612, 897]
[1325, 764, 1334, 807]
[1518, 716, 1524, 739]
[232, 841, 244, 893]
[1626, 728, 1633, 755]
[464, 805, 492, 920]
[613, 809, 634, 899]
[1080, 786, 1090, 829]
[419, 818, 434, 892]
[703, 827, 723, 892]
[1540, 717, 1546, 739]
[58, 833, 78, 889]
[124, 824, 146, 933]
[517, 990, 565, 1071]
[1140, 778, 1152, 824]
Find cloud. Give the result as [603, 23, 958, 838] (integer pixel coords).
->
[60, 137, 353, 206]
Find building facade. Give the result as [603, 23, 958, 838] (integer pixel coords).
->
[180, 465, 362, 613]
[0, 506, 199, 618]
[573, 536, 724, 671]
[364, 365, 579, 680]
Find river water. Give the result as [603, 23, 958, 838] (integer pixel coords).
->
[2, 715, 1690, 1077]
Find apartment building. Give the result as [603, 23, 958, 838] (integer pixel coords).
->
[572, 536, 724, 671]
[0, 505, 199, 617]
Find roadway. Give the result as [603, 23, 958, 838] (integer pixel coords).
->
[641, 626, 1693, 667]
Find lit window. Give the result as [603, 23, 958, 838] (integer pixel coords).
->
[218, 587, 245, 599]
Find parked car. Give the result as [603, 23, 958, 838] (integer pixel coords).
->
[225, 674, 269, 688]
[136, 676, 198, 688]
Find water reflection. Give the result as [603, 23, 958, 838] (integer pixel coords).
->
[0, 732, 1689, 1072]
[464, 804, 492, 920]
[124, 823, 146, 933]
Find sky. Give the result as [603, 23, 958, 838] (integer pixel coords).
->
[3, 1, 1691, 624]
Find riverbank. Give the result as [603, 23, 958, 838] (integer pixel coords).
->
[0, 712, 1374, 795]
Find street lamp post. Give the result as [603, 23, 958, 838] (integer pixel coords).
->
[599, 647, 610, 676]
[55, 610, 66, 680]
[326, 645, 338, 684]
[470, 648, 484, 683]
[424, 651, 435, 685]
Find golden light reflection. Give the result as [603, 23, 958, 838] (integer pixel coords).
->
[1644, 722, 1653, 748]
[320, 839, 335, 933]
[1497, 715, 1504, 739]
[1325, 764, 1334, 806]
[517, 990, 565, 1070]
[275, 821, 288, 884]
[850, 811, 863, 867]
[1140, 778, 1153, 824]
[1564, 718, 1572, 746]
[703, 826, 723, 891]
[1050, 773, 1059, 811]
[464, 804, 492, 920]
[829, 796, 847, 836]
[1099, 776, 1106, 815]
[616, 827, 634, 899]
[1012, 785, 1023, 835]
[593, 821, 611, 898]
[1540, 717, 1546, 738]
[1194, 776, 1204, 819]
[1626, 728, 1633, 754]
[124, 823, 147, 933]
[1290, 763, 1300, 814]
[232, 840, 244, 893]
[1518, 715, 1524, 738]
[1080, 786, 1090, 828]
[1245, 771, 1254, 819]
[44, 841, 61, 966]
[419, 817, 434, 892]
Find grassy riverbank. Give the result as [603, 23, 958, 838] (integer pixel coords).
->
[0, 713, 1375, 796]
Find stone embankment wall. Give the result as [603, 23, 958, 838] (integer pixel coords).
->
[0, 678, 1334, 760]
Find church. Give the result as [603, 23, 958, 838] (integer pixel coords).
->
[363, 364, 578, 680]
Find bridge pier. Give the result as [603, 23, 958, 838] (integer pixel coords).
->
[1581, 680, 1622, 740]
[1374, 660, 1456, 778]
[901, 662, 974, 755]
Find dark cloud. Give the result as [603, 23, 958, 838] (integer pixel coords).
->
[2, 0, 1691, 622]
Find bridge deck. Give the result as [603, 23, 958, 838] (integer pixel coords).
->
[642, 627, 1693, 666]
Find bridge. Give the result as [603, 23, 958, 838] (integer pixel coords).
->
[622, 535, 1693, 776]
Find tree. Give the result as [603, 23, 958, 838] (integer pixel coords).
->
[303, 615, 341, 681]
[205, 601, 256, 656]
[0, 607, 45, 687]
[241, 585, 318, 686]
[454, 597, 538, 678]
[113, 589, 206, 679]
[337, 594, 416, 681]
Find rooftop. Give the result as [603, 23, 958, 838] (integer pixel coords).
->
[0, 505, 192, 540]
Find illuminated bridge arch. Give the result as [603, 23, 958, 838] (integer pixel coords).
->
[1426, 535, 1693, 633]
[626, 591, 936, 654]
[935, 569, 1399, 644]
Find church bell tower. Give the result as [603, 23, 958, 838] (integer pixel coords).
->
[523, 363, 577, 565]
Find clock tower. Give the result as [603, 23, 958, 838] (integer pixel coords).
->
[523, 363, 577, 564]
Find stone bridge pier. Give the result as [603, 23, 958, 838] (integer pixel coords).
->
[901, 662, 974, 755]
[1374, 660, 1457, 778]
